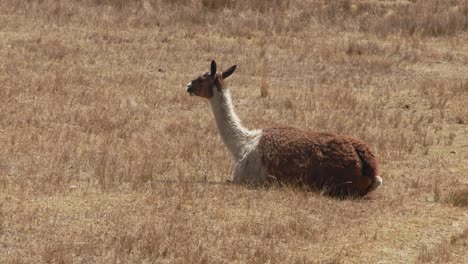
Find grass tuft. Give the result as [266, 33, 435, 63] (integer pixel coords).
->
[445, 188, 468, 207]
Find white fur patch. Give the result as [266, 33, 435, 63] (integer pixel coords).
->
[232, 133, 268, 185]
[370, 176, 383, 191]
[209, 87, 266, 183]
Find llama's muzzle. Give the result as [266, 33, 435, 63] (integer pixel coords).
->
[187, 83, 194, 96]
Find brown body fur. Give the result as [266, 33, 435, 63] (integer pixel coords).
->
[258, 127, 379, 197]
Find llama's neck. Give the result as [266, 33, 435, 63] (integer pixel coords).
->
[209, 88, 260, 161]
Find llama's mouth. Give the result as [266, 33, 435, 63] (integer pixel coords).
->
[187, 86, 194, 96]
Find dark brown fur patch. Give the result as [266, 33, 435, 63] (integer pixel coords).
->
[258, 127, 379, 197]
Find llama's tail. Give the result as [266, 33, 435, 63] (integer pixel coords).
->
[350, 139, 382, 192]
[370, 176, 383, 191]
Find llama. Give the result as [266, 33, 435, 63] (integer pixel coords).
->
[186, 60, 382, 196]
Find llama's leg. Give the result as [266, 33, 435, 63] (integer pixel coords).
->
[232, 159, 249, 184]
[232, 166, 244, 184]
[233, 152, 266, 185]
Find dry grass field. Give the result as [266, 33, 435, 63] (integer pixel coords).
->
[0, 0, 467, 263]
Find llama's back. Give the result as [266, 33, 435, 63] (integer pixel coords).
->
[258, 127, 379, 196]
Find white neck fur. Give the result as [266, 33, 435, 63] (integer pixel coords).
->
[209, 87, 260, 162]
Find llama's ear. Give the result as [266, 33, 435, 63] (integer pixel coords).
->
[210, 60, 217, 79]
[222, 65, 237, 79]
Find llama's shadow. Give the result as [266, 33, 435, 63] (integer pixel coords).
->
[225, 179, 375, 201]
[149, 179, 374, 201]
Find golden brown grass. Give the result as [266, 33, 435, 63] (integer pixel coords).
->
[0, 0, 467, 263]
[416, 227, 468, 263]
[445, 188, 468, 207]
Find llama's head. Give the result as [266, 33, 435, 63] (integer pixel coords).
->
[187, 60, 236, 99]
